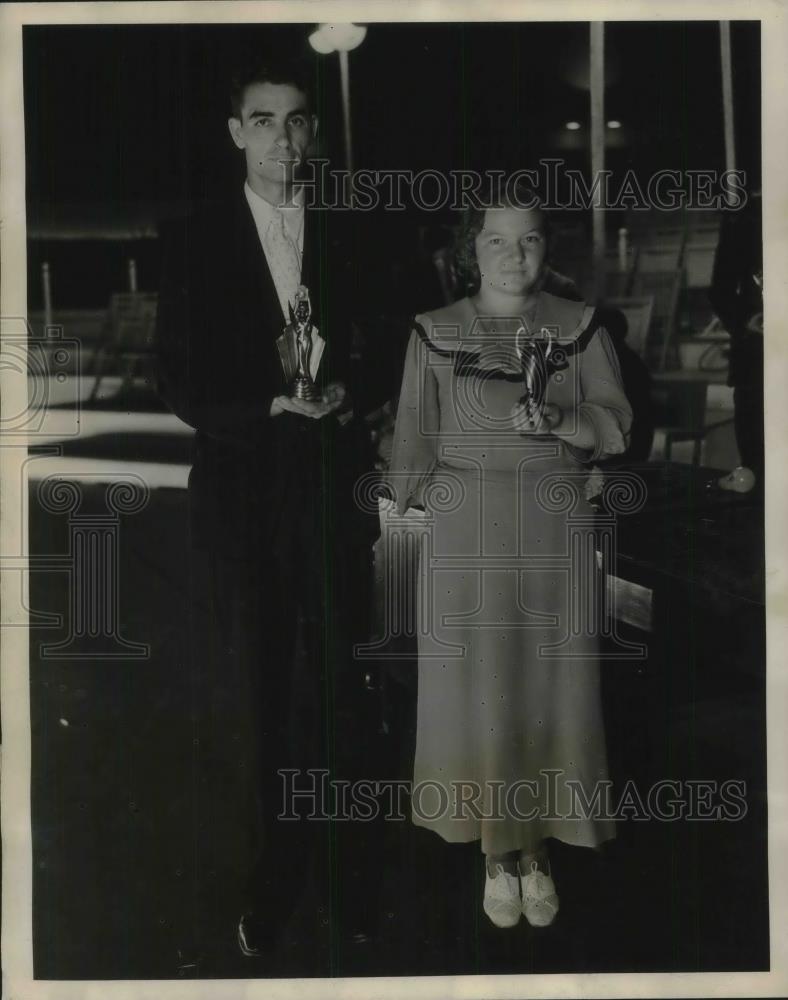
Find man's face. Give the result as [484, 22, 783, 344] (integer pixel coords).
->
[228, 81, 316, 189]
[475, 207, 547, 297]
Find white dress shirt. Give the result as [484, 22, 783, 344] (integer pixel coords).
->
[243, 181, 326, 384]
[244, 180, 305, 320]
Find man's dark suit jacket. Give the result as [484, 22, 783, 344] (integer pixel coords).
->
[156, 186, 379, 559]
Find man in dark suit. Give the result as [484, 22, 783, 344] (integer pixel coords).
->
[156, 56, 379, 963]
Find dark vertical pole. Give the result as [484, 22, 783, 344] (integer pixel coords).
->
[338, 50, 354, 175]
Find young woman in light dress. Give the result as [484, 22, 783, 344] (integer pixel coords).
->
[388, 185, 632, 928]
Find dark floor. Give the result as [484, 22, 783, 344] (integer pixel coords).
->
[27, 396, 769, 980]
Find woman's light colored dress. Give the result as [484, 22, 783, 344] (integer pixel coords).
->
[387, 291, 633, 855]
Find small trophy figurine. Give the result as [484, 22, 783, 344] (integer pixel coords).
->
[290, 285, 321, 401]
[516, 326, 547, 420]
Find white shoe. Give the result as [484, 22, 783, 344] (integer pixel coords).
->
[718, 466, 756, 493]
[519, 860, 559, 928]
[483, 863, 521, 928]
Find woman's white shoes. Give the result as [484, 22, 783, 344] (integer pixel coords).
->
[483, 860, 560, 928]
[519, 860, 559, 927]
[483, 864, 522, 928]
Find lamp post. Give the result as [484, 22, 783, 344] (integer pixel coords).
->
[719, 21, 736, 174]
[589, 22, 606, 301]
[308, 23, 367, 175]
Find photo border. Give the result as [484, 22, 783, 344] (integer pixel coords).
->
[2, 2, 787, 997]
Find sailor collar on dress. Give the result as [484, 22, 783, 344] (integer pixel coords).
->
[414, 292, 597, 358]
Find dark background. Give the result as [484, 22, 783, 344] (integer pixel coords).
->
[24, 20, 761, 306]
[24, 20, 762, 199]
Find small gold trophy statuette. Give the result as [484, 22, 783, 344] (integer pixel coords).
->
[516, 328, 546, 418]
[290, 285, 321, 402]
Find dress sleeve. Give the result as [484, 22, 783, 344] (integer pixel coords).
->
[386, 323, 440, 514]
[574, 325, 634, 462]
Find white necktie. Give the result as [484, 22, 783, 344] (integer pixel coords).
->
[263, 209, 301, 319]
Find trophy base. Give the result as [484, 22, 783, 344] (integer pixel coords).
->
[292, 377, 321, 402]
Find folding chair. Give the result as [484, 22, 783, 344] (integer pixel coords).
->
[631, 269, 682, 370]
[650, 377, 721, 467]
[600, 296, 655, 359]
[90, 292, 158, 402]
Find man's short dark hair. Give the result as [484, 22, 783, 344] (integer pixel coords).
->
[229, 56, 313, 120]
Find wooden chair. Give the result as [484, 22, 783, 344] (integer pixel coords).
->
[630, 269, 682, 370]
[557, 252, 637, 301]
[90, 292, 158, 402]
[649, 376, 730, 467]
[600, 296, 654, 359]
[604, 246, 639, 297]
[637, 245, 684, 273]
[640, 227, 686, 245]
[684, 230, 719, 289]
[686, 212, 721, 236]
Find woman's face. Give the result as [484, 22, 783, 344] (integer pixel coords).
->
[474, 206, 547, 298]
